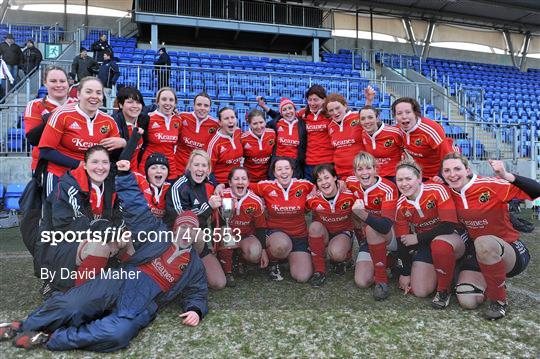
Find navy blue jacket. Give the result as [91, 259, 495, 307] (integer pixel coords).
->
[115, 171, 208, 316]
[97, 58, 120, 88]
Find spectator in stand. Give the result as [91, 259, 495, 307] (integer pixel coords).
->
[91, 33, 113, 63]
[97, 50, 120, 107]
[0, 33, 23, 87]
[154, 47, 171, 89]
[21, 40, 43, 76]
[0, 57, 14, 99]
[71, 47, 99, 82]
[67, 72, 78, 98]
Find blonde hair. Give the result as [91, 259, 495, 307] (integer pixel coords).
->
[186, 149, 211, 173]
[353, 151, 377, 170]
[442, 152, 471, 170]
[396, 158, 422, 178]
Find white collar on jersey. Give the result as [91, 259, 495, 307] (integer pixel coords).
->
[405, 116, 423, 134]
[369, 122, 386, 139]
[403, 183, 426, 218]
[45, 96, 66, 108]
[75, 104, 98, 136]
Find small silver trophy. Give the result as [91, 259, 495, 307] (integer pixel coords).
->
[221, 197, 237, 248]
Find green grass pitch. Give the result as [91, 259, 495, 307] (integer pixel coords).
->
[1, 224, 539, 358]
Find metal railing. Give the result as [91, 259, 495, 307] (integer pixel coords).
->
[134, 0, 328, 28]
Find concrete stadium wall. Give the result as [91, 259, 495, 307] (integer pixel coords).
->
[333, 37, 540, 70]
[0, 157, 32, 186]
[4, 9, 120, 33]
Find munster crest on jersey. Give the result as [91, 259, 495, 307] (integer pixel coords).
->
[384, 139, 394, 147]
[209, 127, 216, 134]
[174, 122, 180, 129]
[295, 189, 303, 197]
[245, 206, 255, 214]
[426, 199, 435, 209]
[100, 125, 109, 134]
[268, 139, 275, 146]
[373, 197, 381, 205]
[415, 138, 422, 146]
[341, 201, 351, 210]
[479, 191, 491, 203]
[351, 119, 359, 127]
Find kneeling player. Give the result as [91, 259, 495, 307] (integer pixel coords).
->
[346, 152, 398, 300]
[218, 167, 268, 287]
[306, 164, 355, 287]
[395, 159, 466, 309]
[441, 154, 539, 319]
[251, 158, 315, 282]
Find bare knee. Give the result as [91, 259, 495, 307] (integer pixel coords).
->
[355, 275, 373, 289]
[411, 283, 433, 298]
[208, 275, 226, 291]
[268, 239, 291, 259]
[474, 236, 500, 261]
[327, 244, 348, 262]
[243, 243, 262, 263]
[291, 271, 311, 283]
[309, 222, 325, 237]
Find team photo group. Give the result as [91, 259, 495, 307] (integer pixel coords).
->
[0, 66, 539, 352]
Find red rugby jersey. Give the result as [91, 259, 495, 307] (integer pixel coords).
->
[24, 97, 77, 170]
[395, 183, 458, 238]
[206, 129, 244, 184]
[69, 165, 116, 218]
[176, 112, 220, 175]
[328, 111, 365, 178]
[345, 176, 398, 219]
[300, 108, 334, 165]
[39, 104, 120, 177]
[138, 111, 182, 180]
[134, 172, 170, 219]
[361, 123, 404, 177]
[241, 128, 276, 182]
[448, 175, 532, 242]
[138, 244, 191, 291]
[306, 190, 356, 234]
[221, 188, 266, 237]
[252, 179, 314, 238]
[400, 117, 454, 178]
[275, 118, 300, 158]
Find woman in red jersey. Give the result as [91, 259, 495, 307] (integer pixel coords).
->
[206, 107, 243, 184]
[324, 93, 365, 179]
[112, 87, 146, 170]
[258, 85, 333, 180]
[241, 109, 275, 182]
[394, 159, 466, 309]
[265, 97, 307, 178]
[134, 152, 171, 219]
[441, 153, 539, 320]
[306, 164, 356, 287]
[138, 87, 182, 180]
[250, 158, 315, 282]
[217, 167, 268, 287]
[392, 97, 454, 181]
[176, 92, 220, 175]
[346, 151, 398, 301]
[24, 66, 77, 172]
[38, 77, 124, 196]
[359, 106, 403, 181]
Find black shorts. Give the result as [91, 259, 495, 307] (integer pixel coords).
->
[329, 230, 353, 240]
[266, 229, 309, 253]
[460, 239, 530, 278]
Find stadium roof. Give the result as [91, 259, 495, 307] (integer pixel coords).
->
[311, 0, 540, 33]
[9, 0, 540, 33]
